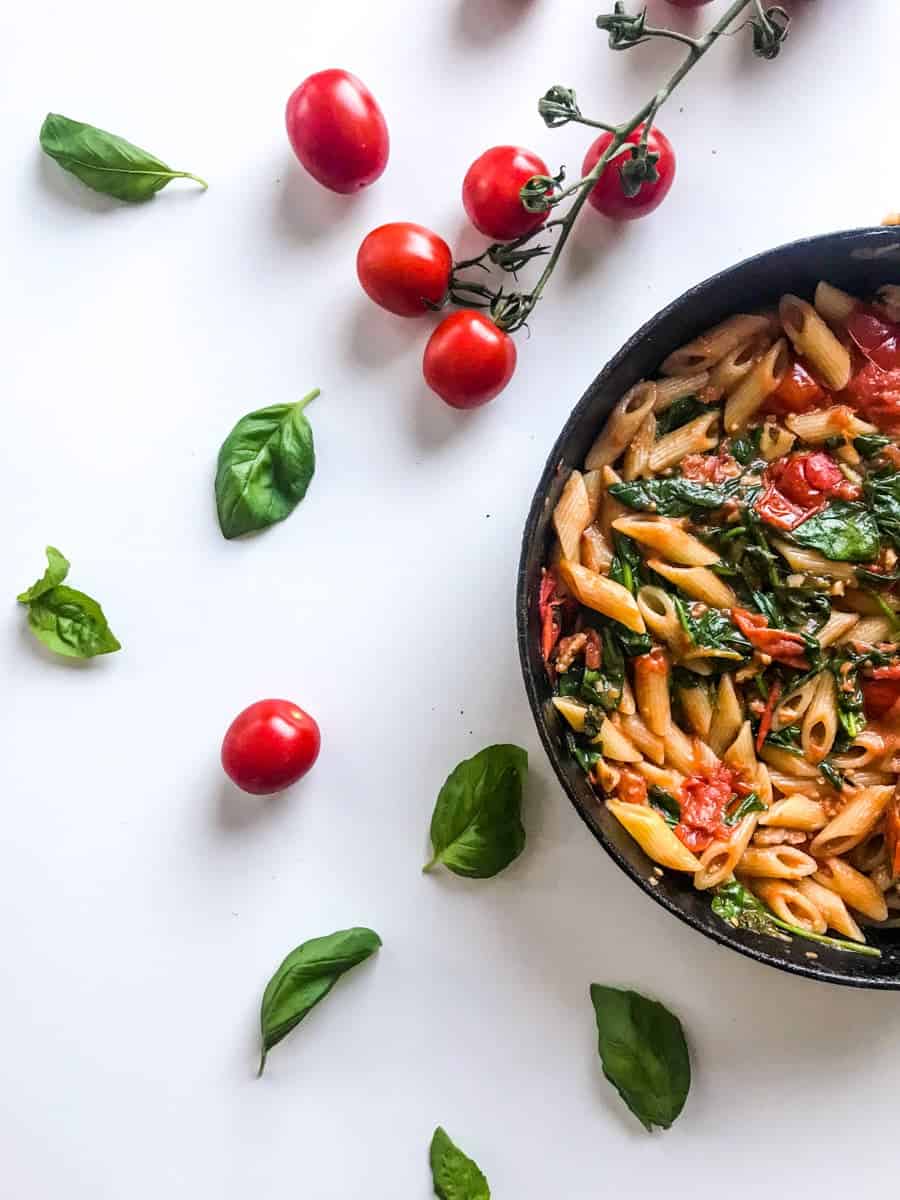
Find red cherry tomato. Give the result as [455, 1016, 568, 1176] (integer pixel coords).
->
[221, 699, 321, 795]
[356, 223, 452, 317]
[582, 124, 676, 220]
[285, 69, 389, 194]
[423, 310, 517, 409]
[462, 146, 550, 240]
[764, 358, 826, 415]
[862, 677, 900, 721]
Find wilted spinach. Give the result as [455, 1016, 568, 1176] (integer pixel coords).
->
[712, 880, 878, 956]
[789, 501, 880, 563]
[609, 476, 739, 518]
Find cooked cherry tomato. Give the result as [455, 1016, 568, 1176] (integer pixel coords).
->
[462, 146, 550, 241]
[423, 310, 517, 409]
[847, 309, 900, 371]
[285, 69, 389, 194]
[844, 361, 900, 428]
[617, 768, 648, 806]
[731, 608, 809, 669]
[676, 765, 741, 853]
[756, 451, 860, 530]
[862, 677, 900, 720]
[755, 680, 782, 753]
[221, 699, 321, 795]
[764, 358, 826, 414]
[357, 223, 451, 317]
[582, 124, 676, 220]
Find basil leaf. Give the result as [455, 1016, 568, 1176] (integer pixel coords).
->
[609, 531, 642, 596]
[789, 501, 880, 563]
[17, 548, 120, 659]
[589, 985, 690, 1132]
[424, 744, 527, 878]
[429, 1128, 490, 1200]
[609, 476, 737, 518]
[764, 725, 803, 755]
[16, 545, 70, 602]
[215, 390, 319, 539]
[565, 732, 602, 776]
[258, 927, 381, 1075]
[40, 113, 207, 202]
[729, 427, 763, 465]
[854, 433, 891, 459]
[654, 395, 713, 437]
[820, 760, 845, 791]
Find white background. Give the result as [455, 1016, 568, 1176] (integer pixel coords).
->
[2, 1, 899, 1195]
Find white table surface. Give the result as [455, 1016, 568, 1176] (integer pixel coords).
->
[3, 1, 900, 1195]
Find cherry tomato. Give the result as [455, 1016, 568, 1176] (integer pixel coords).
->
[221, 699, 321, 795]
[731, 608, 809, 670]
[582, 124, 676, 220]
[462, 146, 550, 241]
[862, 677, 900, 721]
[285, 69, 389, 194]
[357, 223, 451, 317]
[423, 310, 517, 409]
[765, 358, 826, 415]
[844, 362, 900, 429]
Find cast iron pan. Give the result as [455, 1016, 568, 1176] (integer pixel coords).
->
[517, 227, 900, 988]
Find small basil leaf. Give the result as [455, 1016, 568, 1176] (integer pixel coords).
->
[40, 113, 207, 202]
[789, 501, 880, 563]
[25, 585, 121, 658]
[429, 1127, 490, 1200]
[589, 984, 690, 1132]
[424, 744, 527, 878]
[215, 390, 319, 539]
[258, 927, 381, 1076]
[17, 545, 70, 602]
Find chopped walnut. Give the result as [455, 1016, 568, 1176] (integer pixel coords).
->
[555, 632, 587, 674]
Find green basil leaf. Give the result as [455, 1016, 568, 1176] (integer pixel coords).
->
[429, 1128, 490, 1200]
[39, 113, 207, 202]
[16, 545, 70, 602]
[258, 927, 381, 1075]
[589, 985, 690, 1132]
[789, 501, 880, 563]
[609, 476, 738, 518]
[424, 744, 527, 878]
[25, 585, 121, 658]
[215, 390, 319, 539]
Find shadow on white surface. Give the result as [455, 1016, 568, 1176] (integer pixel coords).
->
[564, 213, 630, 286]
[406, 380, 474, 453]
[274, 159, 369, 244]
[452, 0, 538, 44]
[214, 777, 295, 832]
[345, 295, 426, 369]
[37, 151, 122, 213]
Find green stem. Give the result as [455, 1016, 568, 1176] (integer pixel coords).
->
[461, 0, 760, 332]
[296, 388, 321, 412]
[422, 855, 439, 874]
[174, 171, 209, 190]
[771, 917, 882, 959]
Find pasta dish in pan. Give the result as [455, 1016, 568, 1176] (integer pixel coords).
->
[541, 281, 900, 956]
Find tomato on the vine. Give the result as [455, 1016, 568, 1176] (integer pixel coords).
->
[285, 69, 389, 194]
[462, 145, 550, 241]
[221, 699, 321, 795]
[357, 223, 451, 317]
[581, 124, 676, 220]
[423, 311, 517, 409]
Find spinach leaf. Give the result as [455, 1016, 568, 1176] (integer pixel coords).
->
[764, 725, 803, 755]
[729, 426, 763, 465]
[648, 786, 680, 828]
[864, 469, 900, 548]
[559, 632, 624, 712]
[589, 985, 690, 1132]
[854, 433, 891, 458]
[216, 390, 318, 539]
[16, 545, 70, 602]
[828, 651, 867, 740]
[609, 532, 643, 596]
[429, 1128, 490, 1200]
[609, 476, 738, 518]
[655, 395, 713, 437]
[17, 547, 120, 659]
[712, 880, 879, 956]
[723, 791, 765, 826]
[565, 732, 602, 776]
[424, 745, 527, 878]
[258, 927, 381, 1075]
[820, 760, 845, 791]
[674, 596, 750, 660]
[789, 501, 880, 563]
[40, 113, 207, 201]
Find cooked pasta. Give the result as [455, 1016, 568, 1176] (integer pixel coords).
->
[540, 280, 900, 954]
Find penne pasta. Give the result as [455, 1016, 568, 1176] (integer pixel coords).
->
[648, 410, 719, 473]
[736, 845, 817, 880]
[586, 383, 657, 470]
[694, 813, 758, 891]
[618, 713, 665, 765]
[758, 420, 796, 461]
[678, 683, 713, 739]
[606, 800, 701, 872]
[779, 294, 851, 390]
[723, 720, 757, 776]
[809, 786, 895, 858]
[772, 676, 819, 730]
[817, 609, 859, 648]
[723, 338, 789, 433]
[596, 718, 642, 762]
[653, 371, 711, 411]
[557, 559, 646, 633]
[645, 559, 737, 608]
[580, 523, 614, 573]
[785, 405, 875, 445]
[633, 648, 671, 736]
[796, 878, 864, 941]
[622, 412, 657, 481]
[814, 280, 858, 326]
[709, 338, 769, 394]
[612, 515, 719, 566]
[708, 674, 743, 758]
[801, 671, 838, 764]
[758, 794, 827, 831]
[812, 857, 888, 921]
[771, 539, 858, 583]
[748, 879, 827, 933]
[552, 470, 591, 563]
[660, 314, 773, 376]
